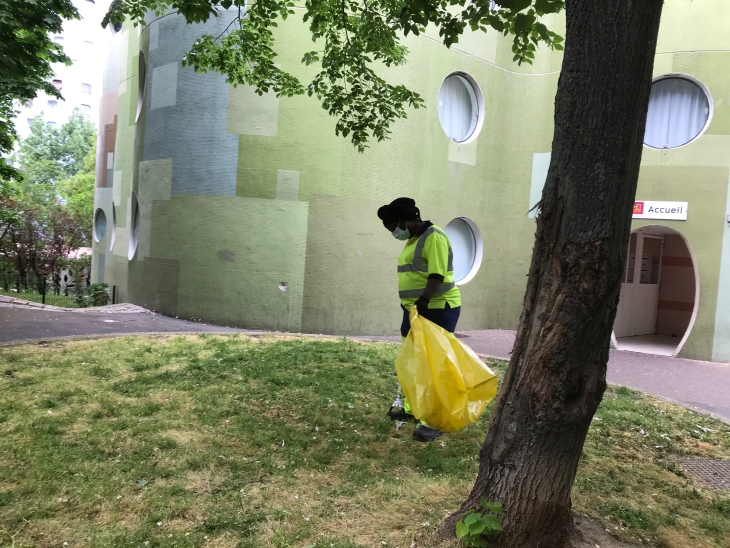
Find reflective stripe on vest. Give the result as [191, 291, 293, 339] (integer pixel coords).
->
[397, 227, 454, 274]
[397, 263, 425, 273]
[399, 283, 456, 298]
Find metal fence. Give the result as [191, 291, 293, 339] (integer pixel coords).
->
[0, 276, 116, 308]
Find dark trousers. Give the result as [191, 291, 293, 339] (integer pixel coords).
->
[400, 303, 461, 338]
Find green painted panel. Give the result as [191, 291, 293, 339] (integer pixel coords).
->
[656, 0, 730, 55]
[108, 255, 130, 303]
[128, 257, 179, 315]
[301, 195, 402, 336]
[301, 195, 533, 335]
[228, 83, 279, 137]
[237, 168, 278, 200]
[147, 196, 309, 331]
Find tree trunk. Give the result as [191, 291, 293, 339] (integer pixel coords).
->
[440, 1, 664, 546]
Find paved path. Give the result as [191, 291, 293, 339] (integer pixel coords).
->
[460, 329, 730, 423]
[0, 306, 245, 343]
[1, 302, 728, 423]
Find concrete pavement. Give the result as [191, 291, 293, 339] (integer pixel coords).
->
[459, 329, 730, 423]
[0, 304, 245, 344]
[1, 302, 728, 422]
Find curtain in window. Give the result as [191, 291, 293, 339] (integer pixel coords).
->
[644, 78, 710, 149]
[438, 75, 477, 142]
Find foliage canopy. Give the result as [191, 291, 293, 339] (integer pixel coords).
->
[1, 110, 96, 285]
[0, 0, 79, 180]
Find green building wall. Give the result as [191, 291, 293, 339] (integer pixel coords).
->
[91, 0, 730, 362]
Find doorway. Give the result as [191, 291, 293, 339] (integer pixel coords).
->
[613, 226, 698, 356]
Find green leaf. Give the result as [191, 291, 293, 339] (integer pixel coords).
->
[456, 520, 469, 538]
[514, 12, 536, 34]
[534, 0, 564, 14]
[480, 499, 505, 515]
[533, 21, 550, 41]
[499, 0, 532, 12]
[485, 14, 504, 33]
[469, 521, 487, 535]
[482, 514, 504, 534]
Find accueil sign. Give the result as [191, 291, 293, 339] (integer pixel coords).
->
[632, 201, 688, 221]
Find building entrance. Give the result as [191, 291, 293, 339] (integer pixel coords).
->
[613, 226, 698, 356]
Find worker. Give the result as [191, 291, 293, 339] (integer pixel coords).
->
[377, 197, 461, 442]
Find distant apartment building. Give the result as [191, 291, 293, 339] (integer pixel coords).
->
[14, 0, 112, 138]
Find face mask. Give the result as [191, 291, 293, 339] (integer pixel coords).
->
[392, 222, 411, 241]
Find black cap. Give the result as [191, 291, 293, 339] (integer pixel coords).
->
[377, 197, 420, 226]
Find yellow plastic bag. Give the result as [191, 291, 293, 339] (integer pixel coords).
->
[395, 307, 498, 432]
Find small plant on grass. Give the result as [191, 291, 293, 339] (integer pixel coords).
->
[456, 498, 504, 547]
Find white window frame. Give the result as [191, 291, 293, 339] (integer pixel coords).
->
[445, 216, 484, 285]
[110, 203, 117, 251]
[93, 208, 107, 242]
[437, 71, 485, 144]
[136, 51, 147, 122]
[128, 192, 140, 260]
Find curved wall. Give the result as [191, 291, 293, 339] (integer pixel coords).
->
[95, 7, 562, 334]
[92, 1, 730, 361]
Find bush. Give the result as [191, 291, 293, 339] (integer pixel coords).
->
[75, 283, 110, 308]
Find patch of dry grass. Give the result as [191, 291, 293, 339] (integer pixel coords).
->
[0, 335, 728, 548]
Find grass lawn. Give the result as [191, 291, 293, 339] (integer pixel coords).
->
[0, 335, 728, 548]
[0, 288, 78, 308]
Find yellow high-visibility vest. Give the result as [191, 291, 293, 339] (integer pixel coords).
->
[397, 225, 461, 309]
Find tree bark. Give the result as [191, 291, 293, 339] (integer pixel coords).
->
[440, 1, 664, 546]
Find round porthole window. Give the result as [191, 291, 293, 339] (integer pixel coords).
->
[93, 208, 107, 242]
[128, 192, 140, 260]
[444, 217, 483, 285]
[110, 203, 117, 251]
[136, 51, 146, 122]
[437, 72, 484, 143]
[644, 75, 712, 149]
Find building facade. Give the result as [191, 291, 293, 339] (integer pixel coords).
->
[91, 0, 730, 362]
[15, 0, 112, 139]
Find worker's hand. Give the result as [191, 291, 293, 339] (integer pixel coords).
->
[415, 296, 430, 317]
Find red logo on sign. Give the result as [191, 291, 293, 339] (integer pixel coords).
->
[633, 202, 644, 215]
